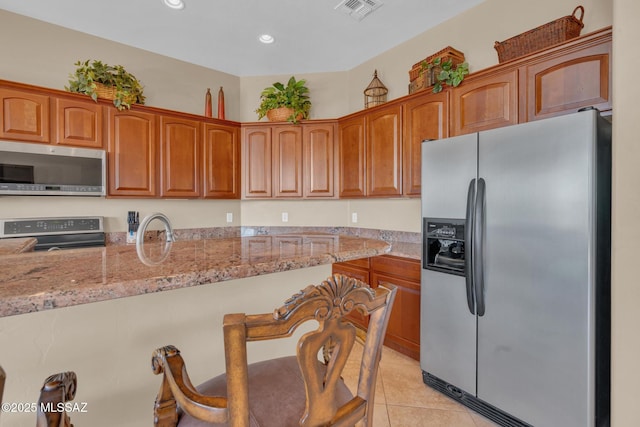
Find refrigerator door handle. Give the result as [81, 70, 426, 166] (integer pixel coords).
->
[465, 178, 476, 315]
[474, 177, 486, 316]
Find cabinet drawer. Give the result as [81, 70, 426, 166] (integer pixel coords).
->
[371, 255, 420, 282]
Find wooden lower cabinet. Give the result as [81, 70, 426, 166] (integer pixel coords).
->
[332, 254, 421, 360]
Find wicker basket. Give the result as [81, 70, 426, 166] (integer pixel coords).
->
[94, 82, 118, 100]
[408, 46, 466, 83]
[94, 82, 137, 105]
[266, 107, 302, 122]
[494, 6, 585, 63]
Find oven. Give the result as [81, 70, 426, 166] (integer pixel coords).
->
[0, 216, 105, 251]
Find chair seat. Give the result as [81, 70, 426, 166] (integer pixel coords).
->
[178, 356, 354, 427]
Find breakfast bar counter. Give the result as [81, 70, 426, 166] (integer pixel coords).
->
[0, 233, 390, 318]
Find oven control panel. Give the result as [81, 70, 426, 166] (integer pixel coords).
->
[0, 217, 104, 237]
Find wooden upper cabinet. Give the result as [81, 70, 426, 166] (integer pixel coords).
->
[520, 34, 612, 122]
[107, 108, 157, 197]
[243, 126, 272, 198]
[272, 125, 303, 198]
[402, 91, 449, 196]
[303, 123, 336, 198]
[54, 97, 103, 148]
[160, 116, 201, 198]
[203, 123, 240, 199]
[0, 88, 49, 143]
[366, 104, 402, 197]
[338, 115, 366, 198]
[451, 69, 519, 136]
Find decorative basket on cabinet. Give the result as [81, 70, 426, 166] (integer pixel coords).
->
[494, 5, 585, 63]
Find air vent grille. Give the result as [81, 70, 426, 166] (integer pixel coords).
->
[334, 0, 383, 21]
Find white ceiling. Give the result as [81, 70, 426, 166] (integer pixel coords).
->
[0, 0, 484, 77]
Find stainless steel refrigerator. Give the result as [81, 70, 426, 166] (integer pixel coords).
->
[420, 109, 611, 427]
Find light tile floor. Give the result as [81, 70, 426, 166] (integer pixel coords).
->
[342, 344, 501, 427]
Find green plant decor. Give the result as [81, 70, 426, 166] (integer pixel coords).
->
[255, 76, 311, 124]
[65, 60, 146, 110]
[421, 58, 470, 93]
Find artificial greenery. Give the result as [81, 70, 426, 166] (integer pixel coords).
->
[421, 58, 470, 93]
[255, 76, 311, 124]
[65, 60, 146, 110]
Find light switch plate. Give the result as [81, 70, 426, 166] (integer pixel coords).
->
[282, 212, 289, 222]
[226, 213, 233, 223]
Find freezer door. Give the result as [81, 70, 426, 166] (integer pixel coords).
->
[421, 134, 478, 394]
[476, 112, 599, 426]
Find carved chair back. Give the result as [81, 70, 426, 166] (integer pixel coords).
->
[152, 273, 397, 427]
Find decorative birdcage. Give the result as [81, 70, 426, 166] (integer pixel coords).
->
[363, 70, 388, 109]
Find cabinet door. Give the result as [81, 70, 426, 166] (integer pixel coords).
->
[303, 123, 336, 198]
[107, 108, 157, 197]
[371, 270, 421, 360]
[451, 69, 518, 136]
[54, 97, 103, 148]
[160, 116, 201, 198]
[338, 115, 366, 198]
[402, 92, 449, 196]
[371, 255, 421, 360]
[332, 261, 371, 329]
[272, 125, 303, 198]
[203, 123, 240, 199]
[521, 37, 612, 121]
[0, 88, 49, 143]
[243, 126, 272, 198]
[366, 104, 402, 197]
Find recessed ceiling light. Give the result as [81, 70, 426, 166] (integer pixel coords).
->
[258, 34, 275, 44]
[163, 0, 185, 10]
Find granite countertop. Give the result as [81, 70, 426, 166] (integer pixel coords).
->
[0, 237, 37, 255]
[0, 233, 390, 318]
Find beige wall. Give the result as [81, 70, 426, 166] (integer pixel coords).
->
[611, 0, 640, 424]
[0, 10, 240, 119]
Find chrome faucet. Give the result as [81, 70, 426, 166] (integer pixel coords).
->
[136, 212, 175, 246]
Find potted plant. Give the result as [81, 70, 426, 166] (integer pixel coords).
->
[421, 58, 469, 93]
[255, 76, 311, 124]
[65, 60, 146, 110]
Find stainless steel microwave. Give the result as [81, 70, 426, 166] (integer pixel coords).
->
[0, 141, 105, 196]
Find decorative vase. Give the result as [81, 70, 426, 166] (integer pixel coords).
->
[217, 86, 225, 120]
[204, 88, 212, 117]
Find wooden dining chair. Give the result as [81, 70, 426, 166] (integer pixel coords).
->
[0, 365, 5, 422]
[0, 367, 77, 427]
[151, 273, 397, 427]
[36, 371, 77, 427]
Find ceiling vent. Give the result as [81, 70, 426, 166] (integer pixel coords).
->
[334, 0, 383, 21]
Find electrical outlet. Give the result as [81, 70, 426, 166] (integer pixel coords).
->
[226, 212, 233, 223]
[351, 212, 358, 223]
[282, 212, 289, 223]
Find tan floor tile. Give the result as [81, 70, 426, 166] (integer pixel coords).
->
[387, 405, 477, 427]
[379, 357, 465, 412]
[469, 412, 502, 427]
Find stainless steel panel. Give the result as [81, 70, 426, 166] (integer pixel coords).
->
[476, 112, 598, 426]
[421, 134, 478, 394]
